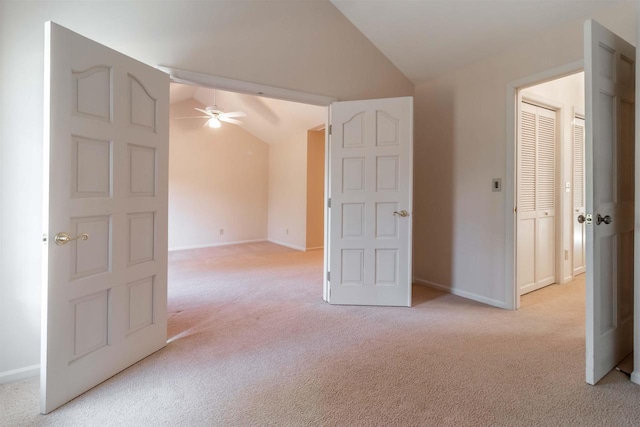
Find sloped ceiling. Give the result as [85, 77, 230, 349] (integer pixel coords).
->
[170, 83, 326, 145]
[331, 0, 633, 84]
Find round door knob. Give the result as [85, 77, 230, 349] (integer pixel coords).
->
[577, 214, 586, 224]
[596, 214, 613, 225]
[393, 210, 409, 218]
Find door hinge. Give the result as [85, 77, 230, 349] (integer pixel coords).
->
[329, 124, 332, 135]
[327, 198, 331, 208]
[514, 206, 517, 214]
[327, 271, 330, 281]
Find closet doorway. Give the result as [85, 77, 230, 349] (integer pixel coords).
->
[516, 72, 585, 297]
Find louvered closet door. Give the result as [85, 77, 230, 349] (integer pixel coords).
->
[517, 101, 557, 296]
[573, 117, 586, 275]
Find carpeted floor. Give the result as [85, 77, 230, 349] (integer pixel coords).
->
[2, 241, 640, 426]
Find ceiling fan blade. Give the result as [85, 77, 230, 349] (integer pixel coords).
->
[221, 111, 247, 118]
[194, 107, 212, 115]
[174, 116, 210, 119]
[219, 117, 243, 125]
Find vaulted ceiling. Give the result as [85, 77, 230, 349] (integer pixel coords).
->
[170, 83, 326, 145]
[171, 0, 634, 133]
[331, 0, 634, 84]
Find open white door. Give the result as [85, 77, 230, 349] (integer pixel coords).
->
[327, 97, 413, 306]
[42, 22, 169, 413]
[584, 20, 634, 385]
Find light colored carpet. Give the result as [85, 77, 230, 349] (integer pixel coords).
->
[2, 241, 640, 426]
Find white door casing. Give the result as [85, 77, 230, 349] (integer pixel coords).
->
[42, 22, 169, 413]
[584, 19, 634, 385]
[328, 97, 413, 306]
[573, 116, 586, 276]
[517, 101, 557, 296]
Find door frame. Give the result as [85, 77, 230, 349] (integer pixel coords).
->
[155, 66, 336, 301]
[572, 108, 586, 277]
[506, 60, 584, 310]
[516, 93, 564, 298]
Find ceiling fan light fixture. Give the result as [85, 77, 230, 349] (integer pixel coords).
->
[178, 104, 245, 128]
[207, 117, 221, 128]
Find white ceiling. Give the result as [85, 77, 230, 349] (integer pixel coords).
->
[331, 0, 632, 84]
[170, 83, 326, 145]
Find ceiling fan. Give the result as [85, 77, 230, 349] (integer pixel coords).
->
[175, 91, 247, 128]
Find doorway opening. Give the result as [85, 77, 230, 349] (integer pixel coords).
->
[167, 83, 327, 252]
[514, 70, 585, 307]
[161, 67, 335, 301]
[166, 82, 328, 330]
[507, 22, 636, 386]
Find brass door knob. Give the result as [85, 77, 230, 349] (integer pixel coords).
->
[393, 210, 409, 218]
[54, 232, 89, 245]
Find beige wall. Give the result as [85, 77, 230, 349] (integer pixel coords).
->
[170, 98, 324, 253]
[169, 99, 269, 250]
[412, 4, 635, 307]
[306, 130, 326, 250]
[0, 1, 412, 379]
[521, 73, 585, 284]
[268, 136, 308, 250]
[265, 129, 326, 251]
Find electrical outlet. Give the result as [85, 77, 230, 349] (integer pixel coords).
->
[219, 229, 224, 235]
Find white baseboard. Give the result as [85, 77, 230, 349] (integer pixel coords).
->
[267, 239, 306, 251]
[413, 277, 508, 309]
[168, 239, 267, 252]
[0, 364, 39, 384]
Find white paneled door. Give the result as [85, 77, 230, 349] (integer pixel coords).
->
[517, 101, 557, 296]
[584, 20, 634, 385]
[42, 22, 169, 413]
[328, 97, 413, 306]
